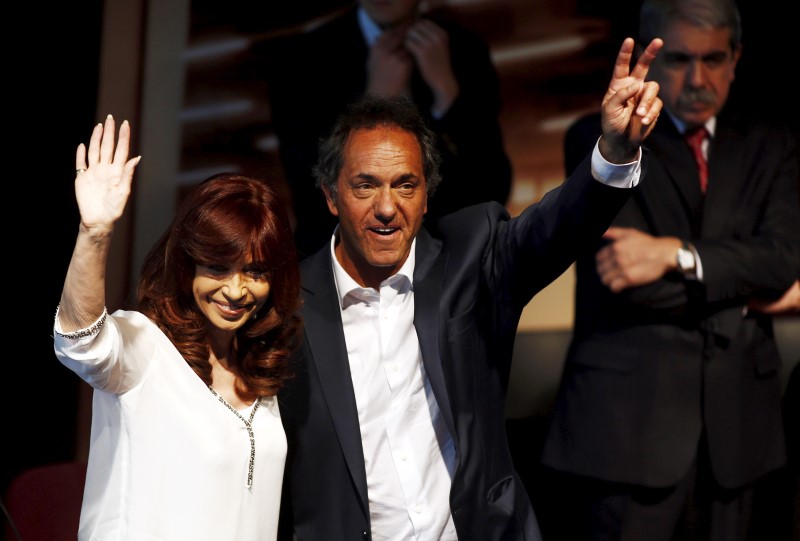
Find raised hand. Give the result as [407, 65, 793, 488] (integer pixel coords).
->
[59, 115, 140, 332]
[599, 37, 663, 163]
[75, 114, 140, 234]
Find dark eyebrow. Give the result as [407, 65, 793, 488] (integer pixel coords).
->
[349, 172, 420, 183]
[393, 173, 420, 183]
[350, 173, 380, 183]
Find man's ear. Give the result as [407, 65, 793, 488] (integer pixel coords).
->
[322, 185, 339, 216]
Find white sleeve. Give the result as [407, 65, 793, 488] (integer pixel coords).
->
[590, 137, 642, 188]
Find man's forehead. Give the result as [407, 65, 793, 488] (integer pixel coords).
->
[344, 126, 421, 156]
[346, 124, 414, 139]
[660, 22, 732, 48]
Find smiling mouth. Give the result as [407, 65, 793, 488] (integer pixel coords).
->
[213, 300, 253, 316]
[369, 227, 398, 235]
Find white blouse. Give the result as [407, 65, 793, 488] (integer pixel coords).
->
[53, 309, 286, 541]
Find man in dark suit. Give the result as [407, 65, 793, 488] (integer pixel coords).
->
[266, 0, 512, 257]
[277, 37, 665, 540]
[541, 0, 800, 539]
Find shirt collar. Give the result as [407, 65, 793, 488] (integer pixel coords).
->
[329, 226, 417, 309]
[357, 5, 382, 47]
[668, 110, 717, 138]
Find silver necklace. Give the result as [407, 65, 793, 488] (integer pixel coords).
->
[208, 386, 261, 489]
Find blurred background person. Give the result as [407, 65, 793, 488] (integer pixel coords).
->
[539, 0, 800, 540]
[263, 0, 512, 257]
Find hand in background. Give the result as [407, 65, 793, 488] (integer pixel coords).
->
[748, 280, 800, 316]
[367, 28, 413, 98]
[596, 227, 680, 293]
[404, 19, 459, 115]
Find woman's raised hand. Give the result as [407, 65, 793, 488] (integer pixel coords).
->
[74, 114, 140, 234]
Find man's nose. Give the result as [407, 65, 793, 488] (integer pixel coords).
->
[374, 187, 398, 221]
[687, 58, 707, 87]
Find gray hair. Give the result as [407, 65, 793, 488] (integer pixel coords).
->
[639, 0, 742, 51]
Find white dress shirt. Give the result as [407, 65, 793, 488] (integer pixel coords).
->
[332, 238, 458, 540]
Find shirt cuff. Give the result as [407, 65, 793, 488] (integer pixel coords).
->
[590, 137, 641, 188]
[53, 307, 114, 367]
[690, 244, 704, 282]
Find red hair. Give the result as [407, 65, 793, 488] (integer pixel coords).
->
[137, 173, 302, 400]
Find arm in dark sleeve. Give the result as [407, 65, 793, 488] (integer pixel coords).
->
[564, 112, 603, 176]
[696, 127, 800, 304]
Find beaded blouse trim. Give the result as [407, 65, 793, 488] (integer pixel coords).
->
[208, 386, 261, 489]
[53, 305, 108, 340]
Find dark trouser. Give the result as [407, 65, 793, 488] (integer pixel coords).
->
[541, 437, 755, 541]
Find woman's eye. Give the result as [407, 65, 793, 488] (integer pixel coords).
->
[245, 266, 270, 280]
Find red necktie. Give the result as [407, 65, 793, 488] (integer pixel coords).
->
[685, 126, 709, 193]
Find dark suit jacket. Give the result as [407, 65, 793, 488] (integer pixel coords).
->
[278, 155, 634, 540]
[542, 110, 800, 489]
[265, 5, 512, 257]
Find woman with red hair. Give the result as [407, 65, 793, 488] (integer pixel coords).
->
[53, 115, 302, 540]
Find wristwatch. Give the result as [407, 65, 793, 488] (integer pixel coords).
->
[676, 240, 697, 275]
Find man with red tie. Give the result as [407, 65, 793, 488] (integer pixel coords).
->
[541, 0, 800, 539]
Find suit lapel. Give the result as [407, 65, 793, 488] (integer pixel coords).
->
[702, 115, 741, 237]
[644, 121, 705, 235]
[300, 229, 459, 508]
[641, 114, 748, 242]
[412, 230, 458, 446]
[652, 120, 705, 202]
[300, 250, 369, 507]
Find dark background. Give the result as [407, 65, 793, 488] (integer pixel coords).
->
[6, 0, 102, 492]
